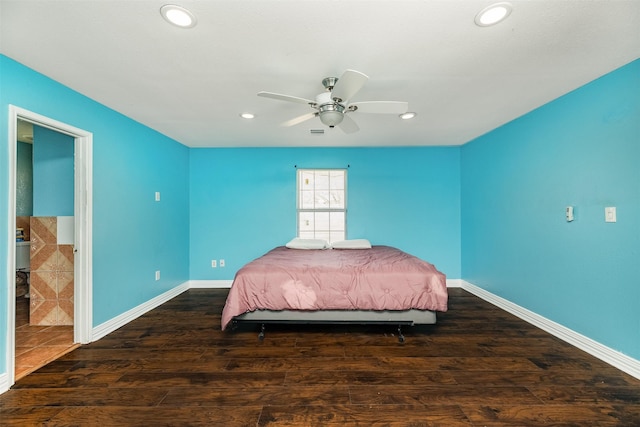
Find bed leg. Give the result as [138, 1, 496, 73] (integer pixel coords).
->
[397, 325, 405, 343]
[258, 323, 265, 341]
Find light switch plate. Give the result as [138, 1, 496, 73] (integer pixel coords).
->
[605, 207, 616, 223]
[566, 206, 574, 222]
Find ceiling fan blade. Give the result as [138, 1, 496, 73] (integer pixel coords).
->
[349, 101, 408, 114]
[282, 112, 317, 127]
[331, 69, 369, 103]
[338, 114, 360, 134]
[258, 91, 315, 106]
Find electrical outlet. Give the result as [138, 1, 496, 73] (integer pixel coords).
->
[211, 260, 217, 268]
[155, 191, 160, 202]
[155, 270, 160, 281]
[220, 259, 225, 267]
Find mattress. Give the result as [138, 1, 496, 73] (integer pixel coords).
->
[221, 245, 448, 330]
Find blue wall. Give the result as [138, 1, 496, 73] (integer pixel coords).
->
[189, 147, 461, 280]
[0, 55, 190, 377]
[32, 126, 74, 216]
[461, 59, 640, 360]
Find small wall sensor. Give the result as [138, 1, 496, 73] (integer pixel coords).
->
[566, 206, 574, 222]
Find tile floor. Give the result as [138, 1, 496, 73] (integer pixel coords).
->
[15, 296, 77, 380]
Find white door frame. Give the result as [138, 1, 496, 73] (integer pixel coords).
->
[5, 105, 92, 387]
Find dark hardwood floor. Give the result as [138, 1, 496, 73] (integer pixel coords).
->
[1, 288, 639, 426]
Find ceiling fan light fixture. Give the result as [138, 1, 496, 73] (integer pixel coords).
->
[399, 112, 417, 120]
[475, 2, 512, 27]
[160, 5, 197, 28]
[318, 103, 345, 127]
[319, 111, 344, 127]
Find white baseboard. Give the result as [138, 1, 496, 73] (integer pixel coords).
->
[0, 372, 8, 394]
[188, 280, 233, 288]
[91, 281, 190, 341]
[446, 279, 462, 288]
[460, 280, 640, 380]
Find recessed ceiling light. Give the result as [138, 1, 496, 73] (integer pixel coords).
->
[475, 2, 512, 27]
[399, 112, 417, 120]
[240, 113, 255, 119]
[160, 5, 197, 28]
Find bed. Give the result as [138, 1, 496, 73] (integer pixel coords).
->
[221, 239, 448, 342]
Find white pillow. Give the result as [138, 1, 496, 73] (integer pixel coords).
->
[331, 239, 372, 249]
[285, 238, 329, 250]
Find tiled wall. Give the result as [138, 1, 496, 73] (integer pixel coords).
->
[29, 216, 74, 325]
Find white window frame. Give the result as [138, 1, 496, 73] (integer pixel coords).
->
[296, 168, 347, 244]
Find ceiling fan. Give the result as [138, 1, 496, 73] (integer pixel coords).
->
[257, 69, 408, 133]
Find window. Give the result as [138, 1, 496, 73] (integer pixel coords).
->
[297, 169, 346, 244]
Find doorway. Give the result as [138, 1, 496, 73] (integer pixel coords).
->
[6, 106, 93, 387]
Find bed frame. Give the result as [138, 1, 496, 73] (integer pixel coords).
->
[231, 309, 437, 342]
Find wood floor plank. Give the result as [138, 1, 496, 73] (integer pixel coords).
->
[32, 357, 231, 375]
[47, 406, 264, 427]
[450, 368, 640, 387]
[528, 384, 640, 405]
[258, 404, 471, 426]
[115, 371, 287, 388]
[31, 359, 135, 374]
[160, 385, 351, 407]
[341, 339, 583, 358]
[460, 403, 640, 426]
[206, 344, 346, 358]
[58, 347, 207, 362]
[348, 385, 544, 406]
[10, 372, 123, 389]
[284, 370, 458, 386]
[224, 355, 542, 372]
[0, 408, 66, 426]
[3, 288, 639, 426]
[0, 388, 167, 408]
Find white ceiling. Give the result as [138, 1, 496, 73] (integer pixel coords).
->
[1, 1, 639, 148]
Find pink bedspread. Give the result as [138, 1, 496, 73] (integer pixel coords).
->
[221, 246, 448, 330]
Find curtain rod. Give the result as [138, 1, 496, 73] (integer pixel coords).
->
[294, 165, 350, 168]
